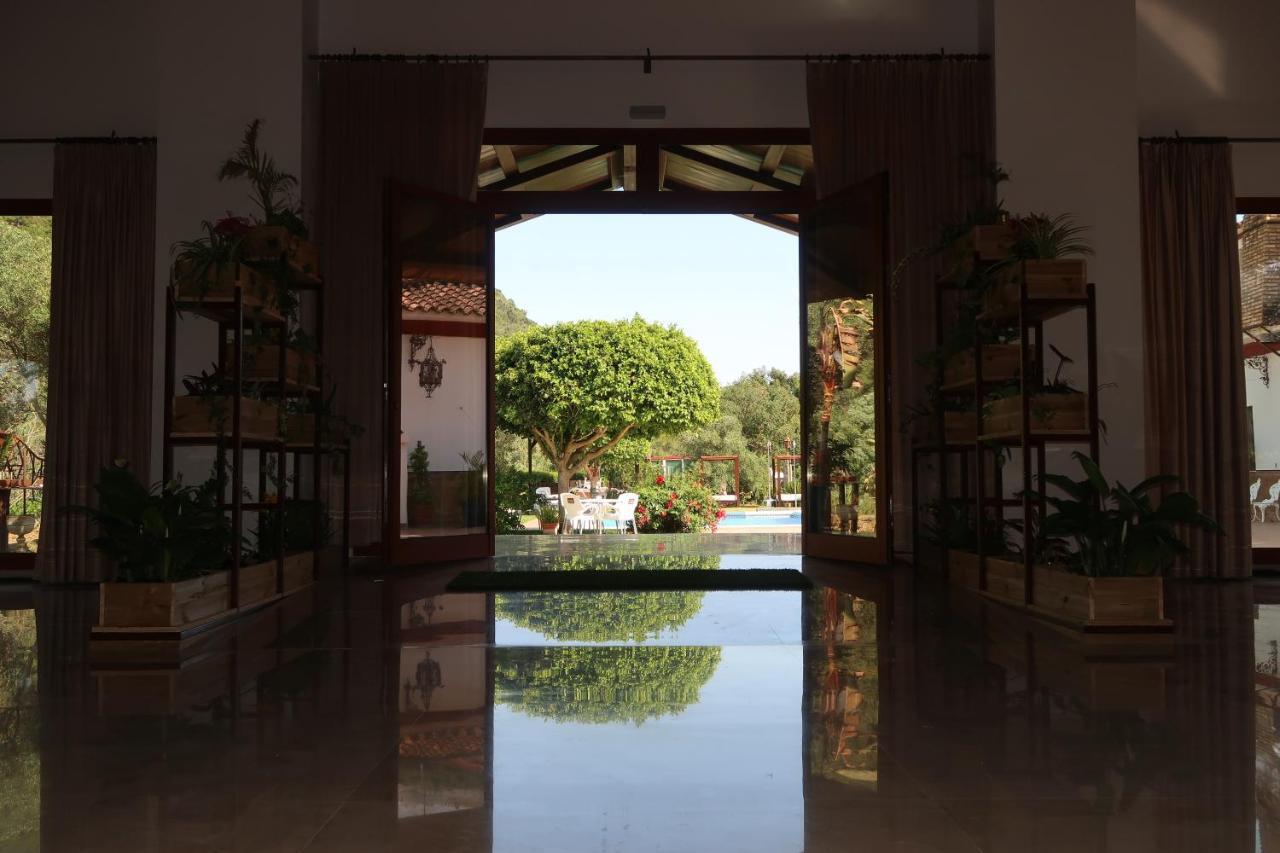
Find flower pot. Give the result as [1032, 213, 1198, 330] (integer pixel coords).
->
[541, 522, 559, 534]
[242, 225, 320, 282]
[171, 396, 281, 440]
[99, 570, 232, 629]
[982, 259, 1088, 319]
[943, 344, 1021, 388]
[174, 261, 278, 313]
[982, 392, 1087, 437]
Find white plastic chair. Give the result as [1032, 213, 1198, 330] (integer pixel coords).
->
[601, 492, 640, 534]
[1256, 481, 1280, 523]
[560, 493, 599, 533]
[1250, 479, 1262, 521]
[535, 486, 558, 506]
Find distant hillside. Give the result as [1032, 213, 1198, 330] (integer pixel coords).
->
[496, 289, 536, 338]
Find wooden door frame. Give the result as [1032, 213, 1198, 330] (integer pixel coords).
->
[1240, 196, 1280, 570]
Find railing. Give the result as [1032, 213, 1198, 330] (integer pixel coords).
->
[0, 432, 44, 489]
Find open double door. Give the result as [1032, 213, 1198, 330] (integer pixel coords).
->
[384, 174, 890, 567]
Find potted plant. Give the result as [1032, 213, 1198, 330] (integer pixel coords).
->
[1026, 452, 1222, 627]
[172, 363, 281, 440]
[982, 346, 1087, 437]
[218, 119, 318, 280]
[982, 213, 1092, 318]
[172, 218, 279, 312]
[460, 450, 486, 529]
[73, 461, 237, 628]
[406, 442, 432, 527]
[536, 502, 560, 534]
[922, 500, 1023, 591]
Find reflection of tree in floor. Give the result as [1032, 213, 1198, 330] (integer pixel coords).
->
[0, 610, 38, 847]
[808, 590, 878, 787]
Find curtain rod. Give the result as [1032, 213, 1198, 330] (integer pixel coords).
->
[0, 136, 156, 145]
[308, 51, 989, 63]
[1140, 135, 1280, 144]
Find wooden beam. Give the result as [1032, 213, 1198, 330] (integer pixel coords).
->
[607, 150, 621, 189]
[658, 150, 668, 191]
[664, 144, 797, 191]
[623, 145, 636, 192]
[477, 189, 812, 214]
[636, 142, 659, 193]
[483, 127, 811, 146]
[494, 145, 518, 177]
[401, 318, 487, 338]
[761, 144, 786, 176]
[484, 144, 620, 191]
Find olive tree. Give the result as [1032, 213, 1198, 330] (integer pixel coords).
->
[496, 318, 720, 493]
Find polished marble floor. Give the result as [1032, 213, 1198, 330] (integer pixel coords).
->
[0, 541, 1269, 851]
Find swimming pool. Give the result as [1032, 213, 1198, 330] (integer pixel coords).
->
[718, 511, 802, 527]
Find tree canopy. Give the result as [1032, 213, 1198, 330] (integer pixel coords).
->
[0, 216, 51, 447]
[496, 317, 720, 491]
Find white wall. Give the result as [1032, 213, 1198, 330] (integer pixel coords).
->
[993, 0, 1144, 486]
[1246, 353, 1280, 470]
[398, 334, 486, 523]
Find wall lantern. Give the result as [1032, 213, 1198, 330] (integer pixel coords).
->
[408, 334, 446, 398]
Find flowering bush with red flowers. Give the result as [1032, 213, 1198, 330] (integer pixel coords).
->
[635, 473, 722, 533]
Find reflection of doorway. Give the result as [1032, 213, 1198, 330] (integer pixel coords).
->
[385, 131, 890, 567]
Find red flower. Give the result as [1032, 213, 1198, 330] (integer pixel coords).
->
[716, 509, 726, 519]
[664, 499, 675, 509]
[213, 215, 252, 237]
[670, 492, 678, 500]
[655, 475, 665, 485]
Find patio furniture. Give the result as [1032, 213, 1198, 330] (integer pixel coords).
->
[600, 493, 640, 534]
[713, 493, 738, 506]
[534, 486, 558, 506]
[560, 493, 599, 533]
[780, 492, 802, 507]
[1251, 479, 1263, 521]
[1256, 481, 1280, 523]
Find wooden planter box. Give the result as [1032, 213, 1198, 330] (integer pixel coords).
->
[282, 551, 314, 592]
[238, 559, 278, 607]
[944, 411, 977, 443]
[172, 396, 281, 440]
[948, 551, 1027, 599]
[982, 392, 1087, 436]
[947, 549, 981, 588]
[943, 344, 1021, 387]
[100, 570, 232, 629]
[222, 343, 318, 388]
[962, 223, 1017, 261]
[1030, 567, 1166, 628]
[174, 261, 278, 312]
[983, 259, 1088, 317]
[242, 225, 320, 282]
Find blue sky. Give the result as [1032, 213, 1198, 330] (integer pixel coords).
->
[495, 213, 798, 383]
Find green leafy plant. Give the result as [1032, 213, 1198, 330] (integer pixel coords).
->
[406, 441, 430, 508]
[536, 503, 561, 525]
[1032, 452, 1222, 577]
[217, 119, 307, 238]
[171, 218, 245, 295]
[921, 499, 1017, 557]
[1011, 212, 1093, 260]
[71, 461, 232, 583]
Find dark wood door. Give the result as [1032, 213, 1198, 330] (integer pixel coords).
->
[385, 182, 495, 565]
[799, 173, 892, 565]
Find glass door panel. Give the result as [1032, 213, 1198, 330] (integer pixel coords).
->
[387, 184, 495, 564]
[800, 174, 891, 564]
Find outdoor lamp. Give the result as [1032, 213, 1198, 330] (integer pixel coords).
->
[408, 334, 446, 398]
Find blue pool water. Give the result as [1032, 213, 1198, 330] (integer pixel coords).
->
[718, 511, 803, 527]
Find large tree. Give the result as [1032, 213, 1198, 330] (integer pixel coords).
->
[496, 318, 720, 492]
[0, 216, 51, 447]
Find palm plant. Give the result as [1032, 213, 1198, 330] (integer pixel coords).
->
[1034, 452, 1221, 577]
[1011, 212, 1094, 259]
[172, 219, 245, 292]
[217, 119, 307, 237]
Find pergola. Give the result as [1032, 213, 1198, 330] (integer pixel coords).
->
[647, 454, 741, 502]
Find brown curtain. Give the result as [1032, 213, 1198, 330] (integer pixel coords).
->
[806, 59, 995, 555]
[317, 60, 488, 547]
[1140, 142, 1250, 578]
[37, 142, 156, 583]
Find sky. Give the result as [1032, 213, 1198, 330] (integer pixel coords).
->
[495, 213, 798, 383]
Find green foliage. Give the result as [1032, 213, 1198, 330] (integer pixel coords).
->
[1011, 212, 1093, 260]
[496, 317, 720, 490]
[535, 503, 561, 524]
[921, 500, 1016, 556]
[1032, 452, 1222, 577]
[217, 119, 306, 237]
[596, 433, 653, 488]
[495, 289, 536, 338]
[720, 368, 800, 454]
[634, 472, 723, 533]
[0, 610, 38, 847]
[407, 441, 430, 507]
[0, 216, 51, 448]
[494, 645, 722, 726]
[72, 461, 232, 582]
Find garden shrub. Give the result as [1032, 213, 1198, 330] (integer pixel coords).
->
[634, 473, 725, 533]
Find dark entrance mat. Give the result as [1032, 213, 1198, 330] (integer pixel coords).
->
[446, 568, 813, 593]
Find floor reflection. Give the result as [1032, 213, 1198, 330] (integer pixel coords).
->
[2, 565, 1270, 851]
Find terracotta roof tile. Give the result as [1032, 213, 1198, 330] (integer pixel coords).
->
[401, 281, 487, 316]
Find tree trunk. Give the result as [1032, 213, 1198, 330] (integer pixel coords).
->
[556, 465, 574, 495]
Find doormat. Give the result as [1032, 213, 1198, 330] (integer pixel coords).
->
[445, 568, 813, 593]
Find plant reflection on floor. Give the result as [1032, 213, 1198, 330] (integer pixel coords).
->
[495, 554, 724, 725]
[496, 554, 720, 642]
[808, 590, 878, 787]
[495, 646, 722, 726]
[0, 609, 38, 848]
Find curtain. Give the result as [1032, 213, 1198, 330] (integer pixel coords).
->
[317, 60, 488, 547]
[806, 59, 995, 556]
[37, 142, 156, 583]
[1140, 142, 1250, 579]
